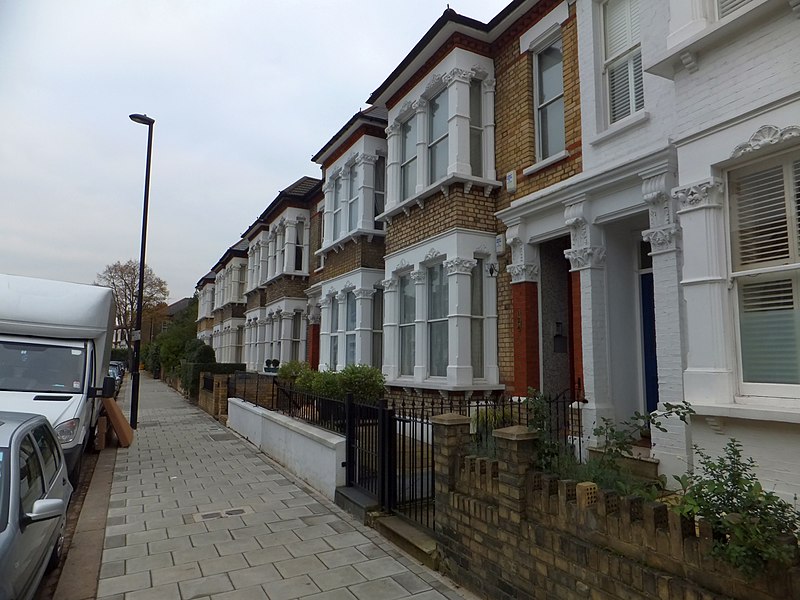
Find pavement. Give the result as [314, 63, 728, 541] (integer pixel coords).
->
[58, 374, 475, 600]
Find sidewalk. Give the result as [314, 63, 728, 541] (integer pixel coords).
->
[96, 375, 475, 600]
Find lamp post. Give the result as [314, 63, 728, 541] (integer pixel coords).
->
[129, 113, 155, 430]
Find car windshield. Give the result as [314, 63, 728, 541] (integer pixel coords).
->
[0, 341, 86, 394]
[0, 449, 7, 532]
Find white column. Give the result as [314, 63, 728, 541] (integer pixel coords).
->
[256, 318, 266, 372]
[385, 123, 401, 211]
[641, 168, 692, 476]
[413, 99, 428, 194]
[319, 296, 332, 371]
[411, 269, 427, 382]
[382, 279, 399, 379]
[280, 311, 293, 365]
[445, 68, 472, 176]
[358, 154, 377, 230]
[267, 232, 276, 280]
[674, 178, 735, 402]
[355, 288, 375, 366]
[564, 198, 612, 446]
[482, 77, 497, 181]
[284, 221, 297, 273]
[336, 291, 348, 372]
[445, 257, 477, 386]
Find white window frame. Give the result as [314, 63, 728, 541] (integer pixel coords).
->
[398, 273, 415, 376]
[728, 148, 800, 399]
[428, 88, 449, 185]
[347, 164, 359, 233]
[374, 155, 386, 230]
[372, 288, 384, 369]
[345, 290, 357, 366]
[400, 119, 417, 201]
[291, 312, 302, 362]
[469, 78, 483, 178]
[427, 262, 448, 378]
[329, 296, 339, 371]
[471, 258, 485, 379]
[533, 35, 565, 161]
[333, 176, 344, 240]
[602, 0, 643, 125]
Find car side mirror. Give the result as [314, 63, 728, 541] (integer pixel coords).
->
[92, 376, 117, 398]
[24, 498, 65, 525]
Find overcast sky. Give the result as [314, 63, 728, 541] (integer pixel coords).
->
[0, 1, 505, 302]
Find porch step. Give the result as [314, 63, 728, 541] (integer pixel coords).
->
[334, 486, 380, 523]
[370, 515, 439, 570]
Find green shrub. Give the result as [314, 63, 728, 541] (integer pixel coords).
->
[471, 405, 515, 457]
[310, 370, 343, 399]
[277, 360, 310, 382]
[674, 439, 800, 579]
[338, 365, 385, 402]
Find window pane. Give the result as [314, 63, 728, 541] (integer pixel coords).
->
[292, 313, 302, 338]
[470, 80, 482, 125]
[19, 436, 43, 514]
[372, 289, 384, 329]
[428, 264, 448, 320]
[470, 128, 483, 177]
[372, 332, 383, 369]
[400, 276, 415, 323]
[400, 326, 415, 376]
[33, 425, 58, 485]
[349, 198, 359, 231]
[429, 90, 448, 141]
[739, 276, 799, 384]
[330, 298, 338, 332]
[333, 211, 342, 239]
[401, 160, 416, 200]
[540, 97, 565, 159]
[330, 337, 338, 371]
[538, 40, 563, 104]
[346, 291, 356, 331]
[429, 321, 448, 376]
[429, 139, 448, 183]
[471, 318, 484, 378]
[471, 261, 484, 316]
[402, 119, 416, 161]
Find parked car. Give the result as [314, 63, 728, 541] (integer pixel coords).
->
[0, 412, 73, 600]
[107, 366, 122, 397]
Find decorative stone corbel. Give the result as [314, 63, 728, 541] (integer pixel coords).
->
[672, 178, 724, 211]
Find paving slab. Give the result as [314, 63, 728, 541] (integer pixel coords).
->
[95, 376, 476, 600]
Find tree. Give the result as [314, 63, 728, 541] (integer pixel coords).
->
[155, 296, 199, 375]
[96, 260, 169, 358]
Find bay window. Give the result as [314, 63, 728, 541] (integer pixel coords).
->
[374, 155, 386, 229]
[333, 177, 343, 239]
[469, 79, 483, 177]
[291, 312, 302, 362]
[348, 165, 359, 232]
[401, 119, 417, 201]
[399, 274, 415, 376]
[428, 263, 448, 377]
[329, 296, 339, 370]
[471, 259, 484, 378]
[428, 89, 449, 184]
[345, 291, 356, 366]
[535, 38, 565, 160]
[295, 223, 304, 271]
[603, 0, 643, 124]
[372, 289, 384, 369]
[731, 152, 800, 387]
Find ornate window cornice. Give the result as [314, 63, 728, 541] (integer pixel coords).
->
[731, 124, 800, 159]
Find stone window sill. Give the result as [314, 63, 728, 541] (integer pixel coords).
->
[522, 150, 570, 177]
[589, 111, 650, 147]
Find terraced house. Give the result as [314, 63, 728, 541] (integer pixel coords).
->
[197, 0, 800, 501]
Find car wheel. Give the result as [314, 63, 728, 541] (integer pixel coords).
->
[47, 531, 64, 572]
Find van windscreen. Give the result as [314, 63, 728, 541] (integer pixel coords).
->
[0, 341, 86, 394]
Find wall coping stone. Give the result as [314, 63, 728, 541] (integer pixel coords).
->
[430, 413, 471, 426]
[492, 425, 538, 441]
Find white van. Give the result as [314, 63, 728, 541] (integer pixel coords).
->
[0, 274, 116, 484]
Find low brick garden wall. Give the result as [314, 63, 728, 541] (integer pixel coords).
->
[198, 373, 232, 420]
[431, 414, 799, 600]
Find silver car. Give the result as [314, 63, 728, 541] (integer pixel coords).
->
[0, 412, 73, 600]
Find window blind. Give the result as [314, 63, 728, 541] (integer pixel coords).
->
[718, 0, 754, 18]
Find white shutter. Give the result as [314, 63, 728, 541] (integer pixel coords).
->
[795, 160, 800, 256]
[604, 0, 642, 124]
[732, 164, 790, 269]
[739, 276, 800, 384]
[718, 0, 754, 18]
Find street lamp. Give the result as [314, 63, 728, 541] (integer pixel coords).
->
[129, 113, 155, 429]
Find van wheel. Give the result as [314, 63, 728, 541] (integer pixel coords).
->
[47, 532, 64, 571]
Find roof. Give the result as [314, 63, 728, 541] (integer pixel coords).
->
[211, 239, 249, 273]
[196, 271, 215, 289]
[166, 297, 192, 317]
[0, 412, 44, 446]
[241, 176, 323, 240]
[311, 105, 389, 165]
[366, 0, 530, 107]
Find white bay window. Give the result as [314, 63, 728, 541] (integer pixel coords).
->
[400, 120, 417, 201]
[427, 263, 448, 377]
[428, 89, 449, 184]
[731, 152, 800, 388]
[399, 274, 415, 376]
